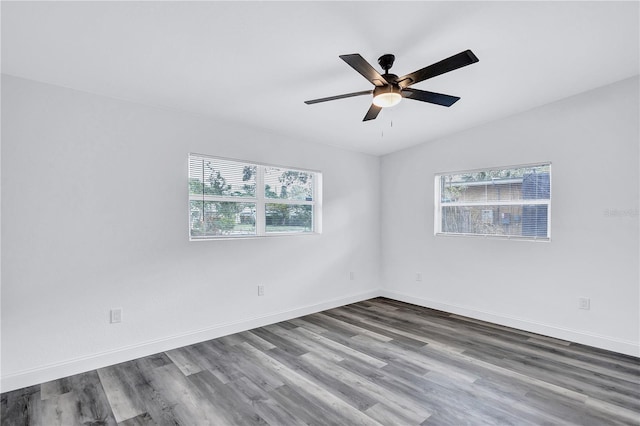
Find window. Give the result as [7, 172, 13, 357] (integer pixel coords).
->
[188, 154, 320, 239]
[435, 163, 551, 240]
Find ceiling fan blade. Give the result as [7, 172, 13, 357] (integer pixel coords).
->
[401, 88, 460, 107]
[305, 90, 373, 105]
[339, 54, 389, 87]
[398, 50, 479, 88]
[363, 104, 382, 121]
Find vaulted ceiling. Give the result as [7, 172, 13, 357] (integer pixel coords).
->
[2, 1, 638, 155]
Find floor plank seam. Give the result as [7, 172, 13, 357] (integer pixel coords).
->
[2, 297, 639, 426]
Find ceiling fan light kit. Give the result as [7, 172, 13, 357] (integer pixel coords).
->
[372, 85, 402, 108]
[305, 50, 479, 121]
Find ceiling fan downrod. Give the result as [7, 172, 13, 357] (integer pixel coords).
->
[377, 54, 395, 73]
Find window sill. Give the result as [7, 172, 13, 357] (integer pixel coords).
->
[435, 232, 550, 242]
[190, 232, 321, 241]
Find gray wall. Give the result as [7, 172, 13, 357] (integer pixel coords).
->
[1, 75, 381, 391]
[380, 76, 639, 356]
[2, 74, 638, 392]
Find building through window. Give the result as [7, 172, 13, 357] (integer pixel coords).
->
[435, 164, 551, 240]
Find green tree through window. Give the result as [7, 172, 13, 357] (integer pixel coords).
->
[189, 155, 319, 239]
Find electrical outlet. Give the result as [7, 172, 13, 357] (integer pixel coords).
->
[578, 297, 590, 310]
[110, 308, 122, 323]
[415, 272, 422, 282]
[349, 271, 355, 281]
[258, 285, 265, 296]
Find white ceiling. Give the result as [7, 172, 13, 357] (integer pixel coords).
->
[2, 1, 638, 156]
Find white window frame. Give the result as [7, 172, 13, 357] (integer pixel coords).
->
[434, 163, 551, 241]
[189, 153, 322, 240]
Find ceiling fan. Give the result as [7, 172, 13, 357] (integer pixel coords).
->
[304, 50, 479, 121]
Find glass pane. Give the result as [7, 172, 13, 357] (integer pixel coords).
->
[265, 204, 313, 233]
[441, 164, 550, 203]
[264, 167, 313, 201]
[189, 156, 256, 198]
[441, 204, 548, 237]
[190, 201, 256, 238]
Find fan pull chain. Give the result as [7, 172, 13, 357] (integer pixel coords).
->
[381, 118, 394, 138]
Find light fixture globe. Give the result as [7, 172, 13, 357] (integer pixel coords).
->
[373, 85, 402, 108]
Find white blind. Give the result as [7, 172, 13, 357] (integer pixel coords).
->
[436, 163, 551, 239]
[188, 155, 256, 199]
[188, 154, 320, 239]
[188, 155, 258, 239]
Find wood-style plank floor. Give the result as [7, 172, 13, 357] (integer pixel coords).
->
[2, 298, 639, 425]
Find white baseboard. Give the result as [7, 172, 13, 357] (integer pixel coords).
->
[379, 290, 640, 358]
[3, 288, 637, 392]
[1, 290, 379, 393]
